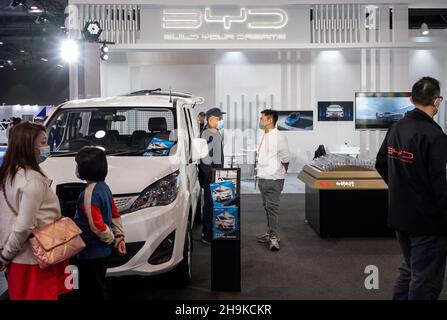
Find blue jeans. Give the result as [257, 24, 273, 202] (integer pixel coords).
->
[393, 231, 447, 300]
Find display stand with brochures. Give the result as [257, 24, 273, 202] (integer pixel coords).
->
[210, 168, 241, 292]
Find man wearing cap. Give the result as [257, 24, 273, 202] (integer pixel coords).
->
[198, 107, 226, 245]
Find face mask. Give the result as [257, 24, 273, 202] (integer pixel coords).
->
[259, 120, 266, 130]
[37, 145, 51, 164]
[217, 120, 224, 131]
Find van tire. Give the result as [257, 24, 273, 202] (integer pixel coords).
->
[171, 221, 192, 287]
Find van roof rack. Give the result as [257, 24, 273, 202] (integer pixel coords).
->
[126, 89, 193, 99]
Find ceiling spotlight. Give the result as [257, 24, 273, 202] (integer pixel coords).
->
[20, 49, 25, 53]
[57, 64, 64, 68]
[40, 58, 48, 62]
[0, 42, 3, 45]
[60, 39, 79, 63]
[421, 22, 429, 36]
[29, 5, 43, 13]
[83, 21, 102, 42]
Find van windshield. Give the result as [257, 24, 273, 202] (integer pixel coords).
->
[46, 107, 177, 157]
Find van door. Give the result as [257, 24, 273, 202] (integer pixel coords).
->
[182, 106, 199, 217]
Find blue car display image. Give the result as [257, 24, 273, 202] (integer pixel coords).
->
[277, 111, 314, 131]
[285, 112, 301, 127]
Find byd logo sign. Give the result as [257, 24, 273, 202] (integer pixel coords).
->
[387, 147, 415, 164]
[162, 8, 289, 30]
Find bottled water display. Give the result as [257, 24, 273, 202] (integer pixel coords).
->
[311, 154, 376, 172]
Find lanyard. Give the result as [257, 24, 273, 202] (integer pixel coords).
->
[254, 132, 266, 189]
[257, 133, 266, 154]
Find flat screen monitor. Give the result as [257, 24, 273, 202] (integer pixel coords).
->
[355, 92, 414, 130]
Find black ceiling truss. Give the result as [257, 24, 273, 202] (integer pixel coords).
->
[0, 0, 67, 67]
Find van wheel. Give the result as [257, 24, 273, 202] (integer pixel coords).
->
[171, 221, 192, 287]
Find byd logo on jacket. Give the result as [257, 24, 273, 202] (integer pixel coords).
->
[387, 147, 415, 164]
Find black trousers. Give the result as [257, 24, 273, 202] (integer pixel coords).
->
[393, 231, 447, 300]
[77, 256, 109, 300]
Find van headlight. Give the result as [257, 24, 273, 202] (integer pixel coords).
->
[125, 171, 180, 214]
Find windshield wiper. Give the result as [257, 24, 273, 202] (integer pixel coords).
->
[106, 149, 148, 156]
[108, 147, 171, 156]
[50, 151, 79, 157]
[146, 147, 170, 151]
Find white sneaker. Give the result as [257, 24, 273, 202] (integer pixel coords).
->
[269, 237, 280, 251]
[256, 233, 271, 243]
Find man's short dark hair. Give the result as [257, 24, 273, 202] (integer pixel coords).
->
[261, 109, 279, 125]
[411, 77, 441, 106]
[12, 117, 21, 125]
[198, 112, 206, 117]
[75, 146, 108, 181]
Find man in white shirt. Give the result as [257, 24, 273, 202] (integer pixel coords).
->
[256, 109, 290, 251]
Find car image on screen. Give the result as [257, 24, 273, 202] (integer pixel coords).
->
[375, 111, 404, 122]
[355, 92, 414, 129]
[326, 105, 344, 118]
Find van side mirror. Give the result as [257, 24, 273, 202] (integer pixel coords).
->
[191, 138, 208, 162]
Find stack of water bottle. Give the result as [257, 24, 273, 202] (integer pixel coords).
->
[311, 154, 376, 172]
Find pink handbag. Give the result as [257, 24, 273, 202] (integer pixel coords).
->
[3, 188, 85, 269]
[29, 217, 86, 269]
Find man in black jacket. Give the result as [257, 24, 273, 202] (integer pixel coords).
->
[376, 77, 447, 300]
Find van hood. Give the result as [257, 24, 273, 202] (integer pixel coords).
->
[40, 156, 180, 194]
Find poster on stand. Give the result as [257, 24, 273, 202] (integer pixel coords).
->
[211, 168, 241, 241]
[214, 169, 239, 195]
[213, 206, 239, 240]
[211, 180, 236, 207]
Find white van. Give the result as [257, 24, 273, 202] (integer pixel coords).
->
[41, 90, 208, 285]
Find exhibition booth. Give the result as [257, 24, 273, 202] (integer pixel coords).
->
[68, 0, 447, 177]
[62, 0, 447, 242]
[3, 0, 447, 303]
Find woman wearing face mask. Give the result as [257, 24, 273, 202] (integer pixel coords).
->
[0, 122, 71, 300]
